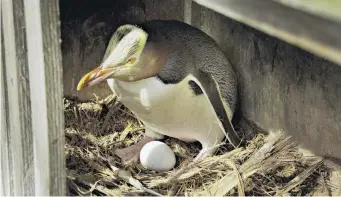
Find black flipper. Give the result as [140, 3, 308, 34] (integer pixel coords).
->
[192, 70, 241, 148]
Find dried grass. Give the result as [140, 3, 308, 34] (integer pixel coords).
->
[64, 96, 341, 196]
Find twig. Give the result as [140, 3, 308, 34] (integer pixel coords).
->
[165, 143, 226, 184]
[167, 184, 180, 196]
[67, 170, 120, 196]
[165, 159, 197, 184]
[119, 122, 144, 141]
[106, 159, 164, 196]
[324, 159, 341, 196]
[201, 132, 291, 196]
[99, 101, 121, 133]
[67, 179, 89, 195]
[276, 157, 324, 195]
[225, 159, 245, 196]
[87, 152, 163, 197]
[117, 108, 137, 119]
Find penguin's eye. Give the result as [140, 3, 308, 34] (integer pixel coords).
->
[127, 57, 136, 64]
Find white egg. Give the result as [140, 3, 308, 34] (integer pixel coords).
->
[140, 141, 176, 172]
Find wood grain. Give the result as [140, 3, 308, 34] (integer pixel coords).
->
[0, 1, 11, 195]
[194, 0, 341, 67]
[274, 0, 341, 23]
[23, 0, 65, 195]
[1, 0, 65, 195]
[2, 0, 33, 195]
[191, 1, 341, 159]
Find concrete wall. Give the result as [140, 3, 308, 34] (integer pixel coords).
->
[60, 0, 341, 159]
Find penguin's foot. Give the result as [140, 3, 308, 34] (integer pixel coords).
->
[114, 136, 153, 164]
[194, 146, 218, 162]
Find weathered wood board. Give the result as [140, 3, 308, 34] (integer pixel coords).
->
[1, 0, 65, 195]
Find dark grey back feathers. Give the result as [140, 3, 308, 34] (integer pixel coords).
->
[139, 20, 238, 114]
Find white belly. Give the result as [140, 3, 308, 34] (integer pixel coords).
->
[106, 75, 226, 146]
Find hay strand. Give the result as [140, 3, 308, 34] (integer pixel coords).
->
[64, 97, 341, 196]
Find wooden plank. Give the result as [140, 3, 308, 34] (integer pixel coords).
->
[274, 0, 341, 23]
[1, 0, 65, 195]
[193, 0, 341, 67]
[2, 0, 34, 195]
[0, 1, 11, 195]
[184, 0, 192, 24]
[23, 0, 65, 195]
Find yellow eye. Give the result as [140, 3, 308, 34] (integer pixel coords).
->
[127, 57, 136, 64]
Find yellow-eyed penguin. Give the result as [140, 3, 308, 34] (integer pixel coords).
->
[77, 20, 240, 163]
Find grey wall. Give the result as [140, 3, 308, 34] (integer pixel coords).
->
[60, 0, 184, 101]
[189, 2, 341, 159]
[60, 0, 341, 159]
[60, 0, 146, 101]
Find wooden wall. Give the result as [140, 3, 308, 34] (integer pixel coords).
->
[141, 0, 341, 159]
[1, 0, 65, 195]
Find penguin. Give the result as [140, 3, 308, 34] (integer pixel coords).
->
[77, 20, 240, 163]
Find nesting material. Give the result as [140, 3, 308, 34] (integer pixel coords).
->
[64, 96, 341, 196]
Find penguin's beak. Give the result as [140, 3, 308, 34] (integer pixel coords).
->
[77, 66, 118, 91]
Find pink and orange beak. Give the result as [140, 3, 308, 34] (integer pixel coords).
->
[77, 66, 117, 91]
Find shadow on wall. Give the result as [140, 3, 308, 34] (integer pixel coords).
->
[60, 0, 146, 101]
[190, 3, 341, 159]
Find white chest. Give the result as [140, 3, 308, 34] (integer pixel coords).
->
[106, 76, 225, 144]
[107, 77, 177, 111]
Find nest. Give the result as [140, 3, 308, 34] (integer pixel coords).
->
[64, 96, 341, 196]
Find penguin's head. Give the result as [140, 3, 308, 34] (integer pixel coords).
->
[77, 24, 167, 91]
